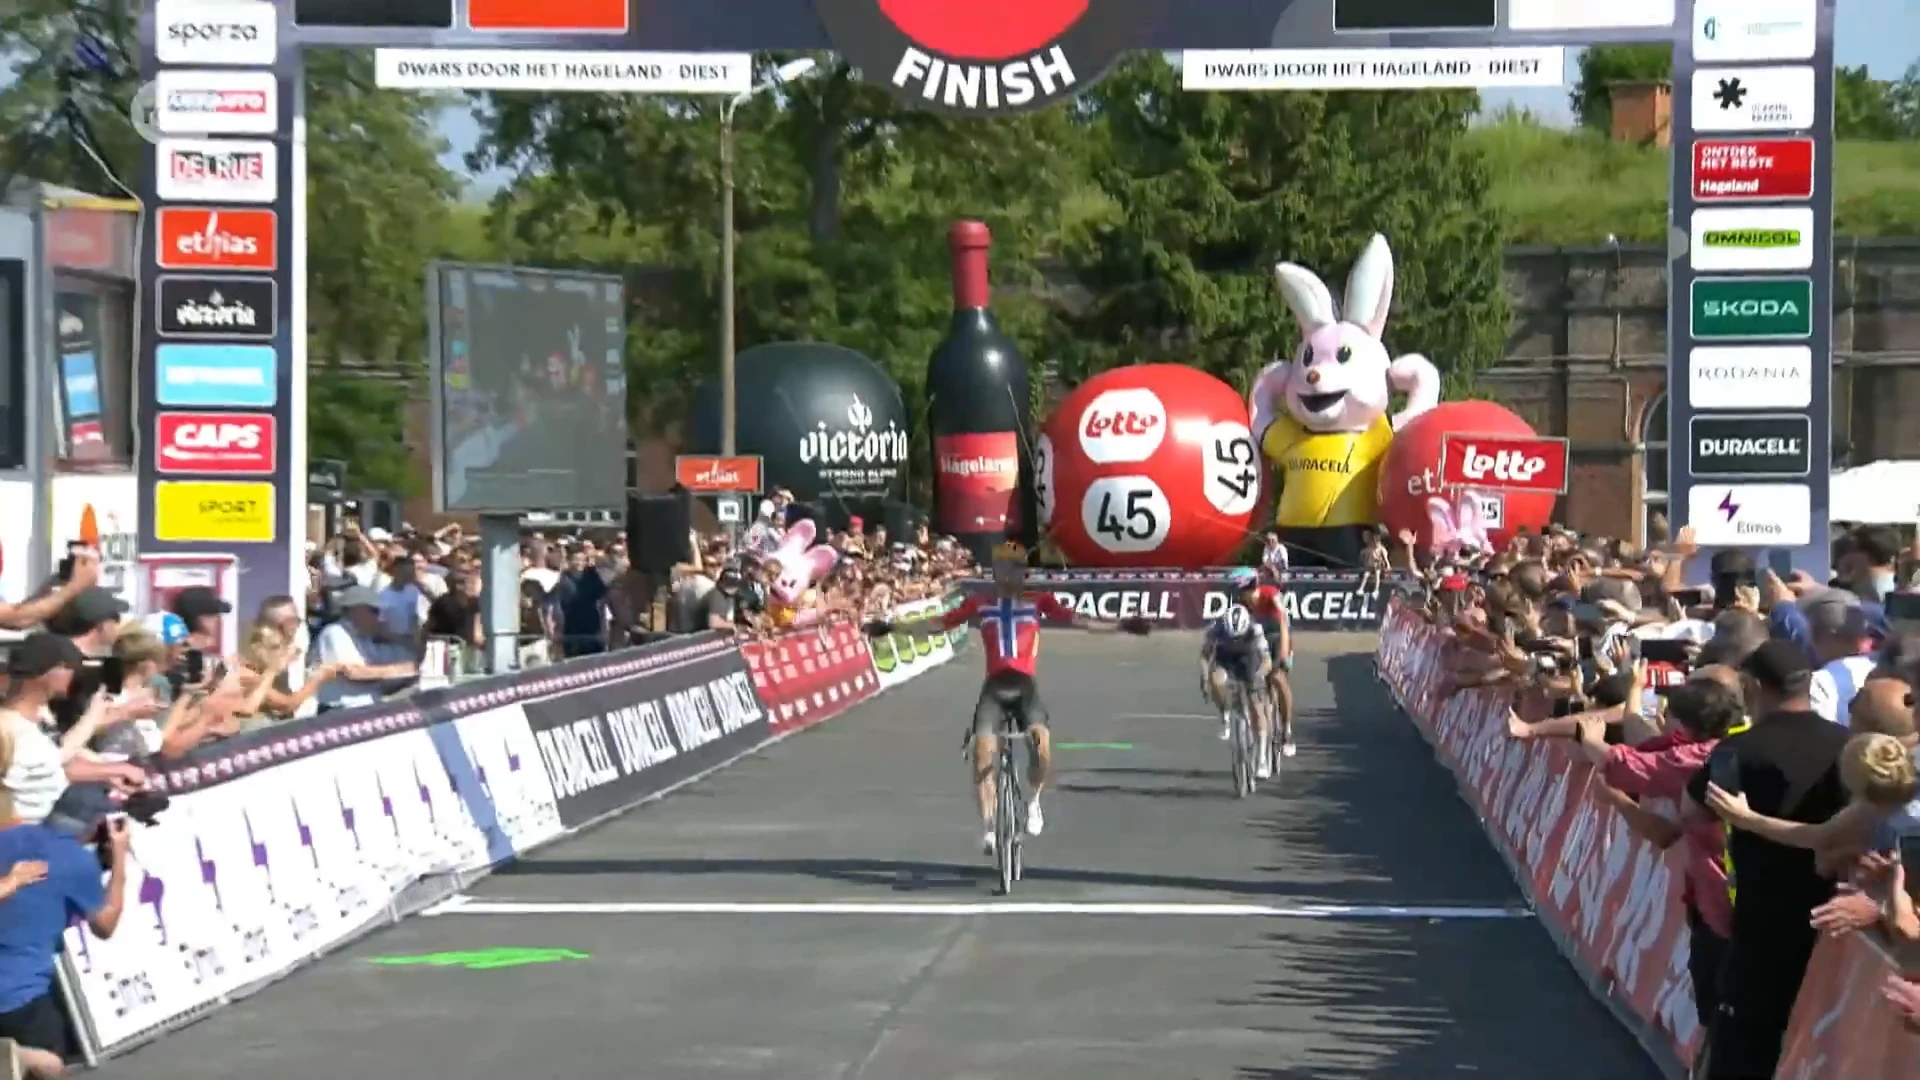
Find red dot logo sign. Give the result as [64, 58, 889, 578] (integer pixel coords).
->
[819, 0, 1162, 115]
[876, 0, 1089, 60]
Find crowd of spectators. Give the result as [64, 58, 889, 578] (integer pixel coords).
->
[664, 491, 974, 636]
[1401, 519, 1920, 1077]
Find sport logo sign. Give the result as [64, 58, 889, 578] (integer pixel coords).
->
[814, 0, 1167, 115]
[1438, 434, 1570, 494]
[155, 412, 277, 475]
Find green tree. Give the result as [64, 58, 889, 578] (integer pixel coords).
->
[1569, 45, 1672, 133]
[0, 0, 144, 196]
[1833, 64, 1902, 139]
[469, 56, 1088, 500]
[302, 50, 461, 496]
[1058, 55, 1510, 399]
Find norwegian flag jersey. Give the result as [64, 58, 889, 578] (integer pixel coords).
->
[941, 591, 1077, 677]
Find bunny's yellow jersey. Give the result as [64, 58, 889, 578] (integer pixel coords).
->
[1261, 413, 1394, 529]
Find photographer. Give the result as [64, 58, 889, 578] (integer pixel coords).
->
[1, 636, 146, 831]
[0, 549, 99, 633]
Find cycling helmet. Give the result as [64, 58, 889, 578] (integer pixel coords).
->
[143, 611, 189, 646]
[1226, 567, 1258, 589]
[1223, 604, 1254, 638]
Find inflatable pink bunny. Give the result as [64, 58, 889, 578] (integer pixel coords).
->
[1248, 233, 1441, 445]
[764, 519, 840, 628]
[1427, 489, 1494, 558]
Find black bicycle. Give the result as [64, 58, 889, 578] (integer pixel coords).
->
[1226, 678, 1258, 798]
[992, 712, 1027, 894]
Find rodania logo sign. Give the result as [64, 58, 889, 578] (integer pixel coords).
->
[816, 0, 1166, 114]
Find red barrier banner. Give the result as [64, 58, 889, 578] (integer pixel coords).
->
[1376, 600, 1920, 1080]
[743, 620, 880, 734]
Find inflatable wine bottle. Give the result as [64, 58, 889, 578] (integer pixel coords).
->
[927, 220, 1033, 563]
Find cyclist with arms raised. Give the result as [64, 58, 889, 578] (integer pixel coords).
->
[868, 541, 1148, 853]
[1200, 604, 1275, 777]
[1228, 567, 1296, 757]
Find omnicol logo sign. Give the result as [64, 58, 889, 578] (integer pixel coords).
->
[814, 0, 1166, 115]
[673, 455, 762, 493]
[156, 412, 277, 475]
[1690, 206, 1813, 271]
[1438, 434, 1569, 494]
[157, 208, 276, 271]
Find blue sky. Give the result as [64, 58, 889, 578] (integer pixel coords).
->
[434, 3, 1919, 195]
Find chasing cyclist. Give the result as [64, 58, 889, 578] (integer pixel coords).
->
[1199, 604, 1275, 778]
[1228, 567, 1296, 758]
[865, 540, 1149, 854]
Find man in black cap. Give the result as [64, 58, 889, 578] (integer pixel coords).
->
[43, 585, 141, 739]
[170, 585, 231, 658]
[1690, 638, 1851, 1079]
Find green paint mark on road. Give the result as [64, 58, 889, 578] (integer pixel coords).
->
[1056, 742, 1133, 750]
[369, 947, 590, 971]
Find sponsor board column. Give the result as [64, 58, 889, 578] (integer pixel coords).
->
[139, 0, 298, 619]
[1668, 0, 1832, 571]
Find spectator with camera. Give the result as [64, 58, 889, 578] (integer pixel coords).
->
[310, 587, 419, 712]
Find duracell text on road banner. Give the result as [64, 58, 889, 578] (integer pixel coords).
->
[1182, 48, 1566, 91]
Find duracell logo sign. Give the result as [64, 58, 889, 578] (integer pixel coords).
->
[156, 275, 277, 340]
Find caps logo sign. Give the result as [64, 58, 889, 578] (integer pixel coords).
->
[156, 208, 276, 271]
[814, 0, 1166, 115]
[673, 455, 763, 494]
[1438, 434, 1570, 494]
[156, 412, 277, 475]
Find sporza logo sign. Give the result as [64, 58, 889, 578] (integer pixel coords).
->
[814, 0, 1168, 115]
[154, 0, 278, 67]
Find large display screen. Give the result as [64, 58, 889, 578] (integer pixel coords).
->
[429, 262, 629, 513]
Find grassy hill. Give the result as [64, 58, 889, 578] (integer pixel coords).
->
[438, 115, 1920, 260]
[1475, 114, 1920, 245]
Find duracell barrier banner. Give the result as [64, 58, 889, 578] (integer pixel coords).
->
[521, 642, 769, 829]
[960, 570, 1403, 631]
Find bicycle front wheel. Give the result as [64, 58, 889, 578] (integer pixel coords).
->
[996, 754, 1018, 894]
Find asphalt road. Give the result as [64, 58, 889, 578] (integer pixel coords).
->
[98, 632, 1661, 1080]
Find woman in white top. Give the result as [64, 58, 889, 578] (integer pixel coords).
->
[0, 634, 146, 830]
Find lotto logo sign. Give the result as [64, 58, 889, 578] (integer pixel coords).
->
[156, 413, 276, 475]
[1438, 434, 1570, 494]
[1077, 388, 1165, 464]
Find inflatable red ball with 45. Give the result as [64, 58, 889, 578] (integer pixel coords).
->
[1037, 364, 1258, 568]
[1375, 400, 1557, 553]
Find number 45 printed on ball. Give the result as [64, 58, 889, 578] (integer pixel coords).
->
[1080, 422, 1259, 555]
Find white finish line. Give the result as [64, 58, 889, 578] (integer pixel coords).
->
[423, 897, 1534, 919]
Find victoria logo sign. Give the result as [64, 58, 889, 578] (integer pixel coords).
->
[814, 0, 1167, 115]
[157, 275, 277, 340]
[1438, 434, 1570, 494]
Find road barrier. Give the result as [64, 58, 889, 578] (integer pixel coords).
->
[56, 601, 968, 1062]
[1376, 597, 1920, 1080]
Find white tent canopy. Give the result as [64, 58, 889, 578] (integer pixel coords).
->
[1831, 460, 1920, 525]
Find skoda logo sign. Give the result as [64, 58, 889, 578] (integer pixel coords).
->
[814, 0, 1168, 115]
